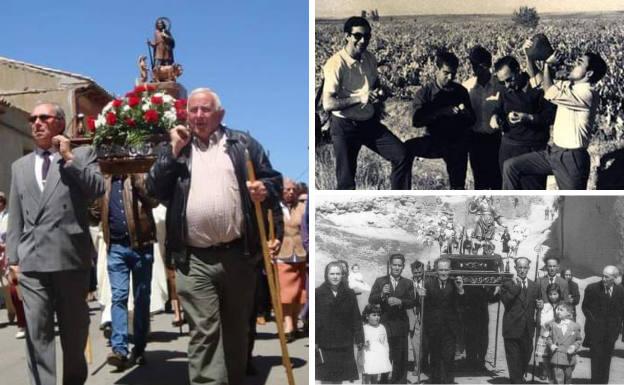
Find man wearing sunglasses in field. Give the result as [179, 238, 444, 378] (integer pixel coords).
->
[491, 56, 556, 189]
[322, 16, 411, 190]
[6, 102, 105, 385]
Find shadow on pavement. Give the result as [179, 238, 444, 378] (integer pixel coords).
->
[246, 355, 307, 385]
[111, 349, 189, 385]
[255, 332, 277, 340]
[149, 331, 183, 343]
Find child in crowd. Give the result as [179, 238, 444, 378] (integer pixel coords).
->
[535, 283, 563, 381]
[361, 304, 392, 384]
[349, 263, 372, 293]
[547, 303, 582, 384]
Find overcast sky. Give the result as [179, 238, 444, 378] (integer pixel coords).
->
[316, 0, 624, 18]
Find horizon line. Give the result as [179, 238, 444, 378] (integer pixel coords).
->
[315, 9, 624, 20]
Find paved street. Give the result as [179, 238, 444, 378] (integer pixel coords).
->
[0, 303, 308, 385]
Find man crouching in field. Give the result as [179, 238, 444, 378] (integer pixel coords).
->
[503, 40, 608, 190]
[322, 16, 411, 190]
[405, 50, 476, 190]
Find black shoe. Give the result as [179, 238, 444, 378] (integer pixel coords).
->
[129, 349, 147, 366]
[285, 332, 296, 343]
[101, 322, 112, 339]
[107, 351, 128, 370]
[295, 322, 308, 338]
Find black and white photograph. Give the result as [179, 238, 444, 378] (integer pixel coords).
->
[315, 194, 624, 383]
[315, 0, 624, 190]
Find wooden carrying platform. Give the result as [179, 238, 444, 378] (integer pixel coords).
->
[425, 253, 513, 286]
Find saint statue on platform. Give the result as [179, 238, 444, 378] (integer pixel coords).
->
[148, 17, 175, 68]
[469, 196, 503, 254]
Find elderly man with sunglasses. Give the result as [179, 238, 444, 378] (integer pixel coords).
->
[6, 102, 105, 385]
[322, 16, 411, 190]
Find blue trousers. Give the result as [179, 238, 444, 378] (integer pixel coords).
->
[107, 242, 153, 356]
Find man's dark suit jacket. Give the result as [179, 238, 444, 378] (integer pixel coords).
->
[537, 275, 569, 303]
[582, 281, 624, 346]
[421, 276, 464, 337]
[568, 279, 580, 306]
[369, 275, 416, 337]
[501, 278, 538, 340]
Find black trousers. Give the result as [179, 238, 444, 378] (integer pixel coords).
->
[362, 372, 389, 384]
[503, 145, 590, 190]
[254, 265, 271, 317]
[388, 335, 409, 384]
[499, 139, 547, 189]
[427, 327, 456, 384]
[590, 337, 616, 384]
[469, 131, 502, 189]
[404, 135, 468, 189]
[504, 331, 533, 384]
[464, 309, 489, 366]
[330, 115, 411, 190]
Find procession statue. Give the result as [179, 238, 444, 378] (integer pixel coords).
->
[146, 17, 183, 83]
[468, 196, 503, 255]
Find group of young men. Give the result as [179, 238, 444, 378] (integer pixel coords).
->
[322, 16, 608, 190]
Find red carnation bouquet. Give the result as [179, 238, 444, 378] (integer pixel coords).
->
[87, 84, 187, 152]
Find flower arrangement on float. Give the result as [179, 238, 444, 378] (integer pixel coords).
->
[85, 84, 187, 173]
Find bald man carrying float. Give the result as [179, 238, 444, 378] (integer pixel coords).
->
[147, 88, 283, 385]
[582, 265, 624, 384]
[500, 257, 539, 384]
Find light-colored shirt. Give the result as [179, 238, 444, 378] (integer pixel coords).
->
[544, 80, 598, 149]
[185, 130, 243, 248]
[559, 319, 571, 335]
[323, 48, 377, 121]
[462, 76, 501, 134]
[34, 147, 57, 192]
[606, 286, 613, 297]
[390, 276, 399, 290]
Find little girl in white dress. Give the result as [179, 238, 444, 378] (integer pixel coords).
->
[361, 304, 392, 384]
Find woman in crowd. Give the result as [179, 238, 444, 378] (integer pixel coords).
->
[316, 261, 364, 384]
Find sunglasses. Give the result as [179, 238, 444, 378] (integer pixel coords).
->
[29, 114, 59, 123]
[350, 32, 371, 42]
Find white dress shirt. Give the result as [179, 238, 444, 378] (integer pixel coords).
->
[34, 147, 57, 192]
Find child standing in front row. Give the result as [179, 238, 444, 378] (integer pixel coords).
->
[547, 303, 582, 384]
[361, 304, 392, 384]
[535, 283, 563, 381]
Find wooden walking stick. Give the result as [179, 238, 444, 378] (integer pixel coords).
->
[85, 333, 93, 364]
[416, 290, 425, 384]
[246, 152, 295, 385]
[531, 245, 543, 382]
[268, 210, 283, 300]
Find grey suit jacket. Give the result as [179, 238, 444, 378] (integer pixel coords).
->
[7, 146, 105, 272]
